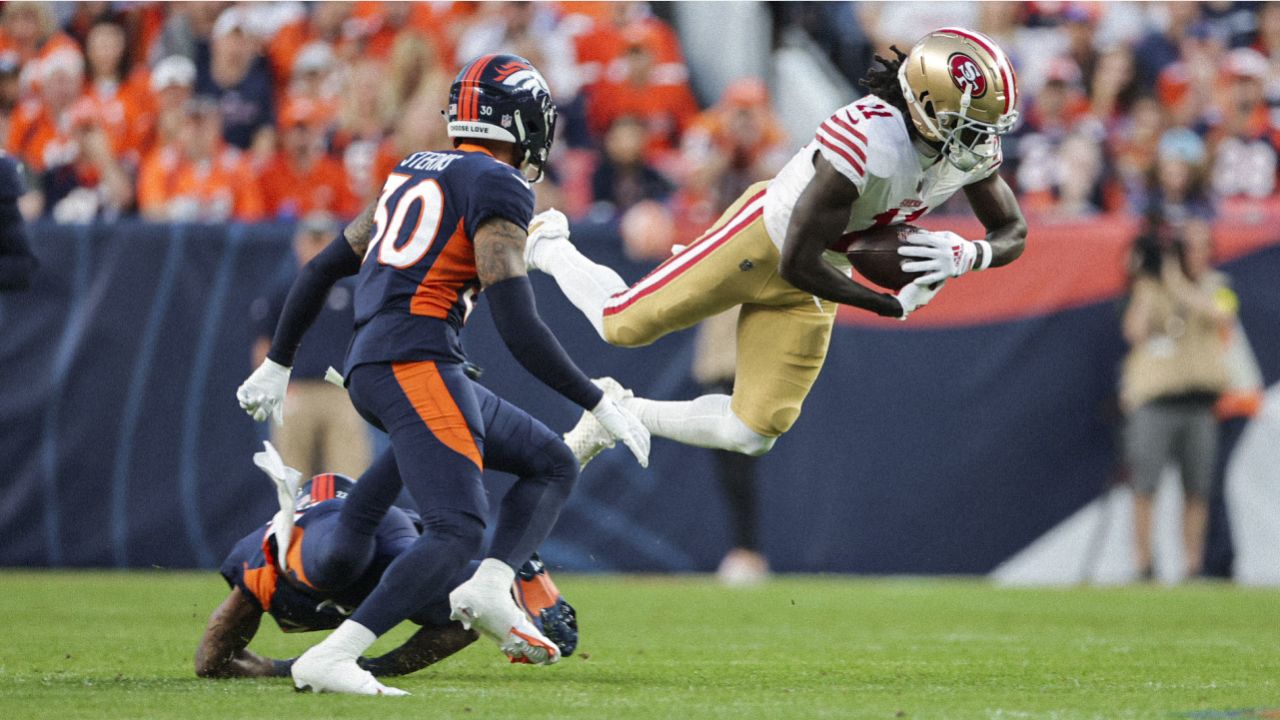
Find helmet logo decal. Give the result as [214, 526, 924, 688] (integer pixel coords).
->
[494, 60, 550, 99]
[947, 53, 987, 98]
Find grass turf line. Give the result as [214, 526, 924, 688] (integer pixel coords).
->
[0, 571, 1276, 719]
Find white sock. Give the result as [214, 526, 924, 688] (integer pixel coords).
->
[472, 557, 516, 588]
[318, 620, 377, 659]
[528, 237, 627, 341]
[621, 394, 777, 456]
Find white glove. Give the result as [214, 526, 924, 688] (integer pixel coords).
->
[894, 280, 945, 321]
[898, 230, 985, 286]
[591, 395, 650, 468]
[237, 358, 291, 425]
[253, 441, 303, 571]
[528, 207, 570, 242]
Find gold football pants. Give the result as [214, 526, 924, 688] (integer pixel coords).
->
[602, 182, 836, 437]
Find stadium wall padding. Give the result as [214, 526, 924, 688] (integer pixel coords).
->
[2, 219, 1278, 572]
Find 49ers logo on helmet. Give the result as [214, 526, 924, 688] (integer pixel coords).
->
[947, 53, 987, 98]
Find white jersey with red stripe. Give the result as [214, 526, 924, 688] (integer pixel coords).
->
[762, 94, 1001, 268]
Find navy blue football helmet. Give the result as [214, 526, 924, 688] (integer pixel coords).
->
[295, 472, 356, 510]
[446, 54, 557, 182]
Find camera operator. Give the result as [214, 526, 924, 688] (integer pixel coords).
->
[1120, 216, 1235, 582]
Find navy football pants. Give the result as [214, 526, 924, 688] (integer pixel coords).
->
[339, 360, 578, 636]
[295, 503, 480, 628]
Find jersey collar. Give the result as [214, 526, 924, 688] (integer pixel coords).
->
[455, 143, 495, 157]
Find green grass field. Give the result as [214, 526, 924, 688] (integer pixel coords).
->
[1, 571, 1277, 719]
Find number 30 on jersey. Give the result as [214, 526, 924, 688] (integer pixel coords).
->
[365, 173, 446, 269]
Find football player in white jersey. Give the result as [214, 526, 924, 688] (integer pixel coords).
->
[526, 28, 1028, 459]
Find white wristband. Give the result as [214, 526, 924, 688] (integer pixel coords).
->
[975, 239, 993, 271]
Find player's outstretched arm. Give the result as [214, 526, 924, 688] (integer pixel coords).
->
[357, 623, 479, 677]
[962, 172, 1027, 269]
[476, 217, 650, 466]
[236, 203, 373, 424]
[778, 154, 904, 318]
[195, 588, 283, 679]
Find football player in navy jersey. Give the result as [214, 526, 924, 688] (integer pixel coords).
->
[195, 446, 577, 680]
[237, 54, 647, 695]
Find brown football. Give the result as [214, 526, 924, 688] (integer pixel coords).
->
[841, 223, 923, 291]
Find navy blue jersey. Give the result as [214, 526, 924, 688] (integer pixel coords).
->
[220, 501, 418, 633]
[345, 146, 534, 369]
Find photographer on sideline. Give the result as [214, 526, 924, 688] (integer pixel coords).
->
[1120, 217, 1235, 582]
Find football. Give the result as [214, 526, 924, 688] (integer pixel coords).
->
[842, 223, 923, 291]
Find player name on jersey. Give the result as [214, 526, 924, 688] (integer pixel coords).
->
[399, 151, 461, 173]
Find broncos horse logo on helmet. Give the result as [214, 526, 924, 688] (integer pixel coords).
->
[446, 54, 558, 183]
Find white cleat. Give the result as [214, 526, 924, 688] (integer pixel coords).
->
[563, 377, 633, 469]
[450, 579, 561, 666]
[291, 645, 409, 696]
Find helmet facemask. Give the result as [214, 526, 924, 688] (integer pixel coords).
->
[933, 85, 1018, 171]
[514, 93, 557, 184]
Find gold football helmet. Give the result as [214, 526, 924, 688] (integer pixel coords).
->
[897, 28, 1020, 171]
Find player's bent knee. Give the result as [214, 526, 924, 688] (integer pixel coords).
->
[542, 438, 580, 488]
[724, 414, 778, 456]
[602, 317, 661, 348]
[734, 431, 777, 457]
[420, 509, 487, 558]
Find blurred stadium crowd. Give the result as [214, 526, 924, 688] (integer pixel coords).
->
[1, 1, 1278, 234]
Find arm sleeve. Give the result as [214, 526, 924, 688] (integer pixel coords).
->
[485, 276, 604, 410]
[466, 166, 534, 238]
[266, 232, 362, 367]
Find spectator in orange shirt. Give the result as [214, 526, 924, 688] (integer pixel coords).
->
[0, 1, 81, 99]
[7, 48, 132, 221]
[284, 42, 341, 126]
[334, 57, 395, 203]
[7, 47, 82, 175]
[79, 19, 152, 167]
[267, 1, 353, 83]
[259, 97, 357, 220]
[681, 78, 789, 204]
[137, 98, 264, 223]
[586, 23, 700, 164]
[135, 55, 196, 160]
[570, 2, 687, 91]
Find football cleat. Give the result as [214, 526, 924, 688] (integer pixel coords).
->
[515, 554, 579, 657]
[562, 377, 632, 469]
[450, 573, 561, 666]
[291, 644, 409, 696]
